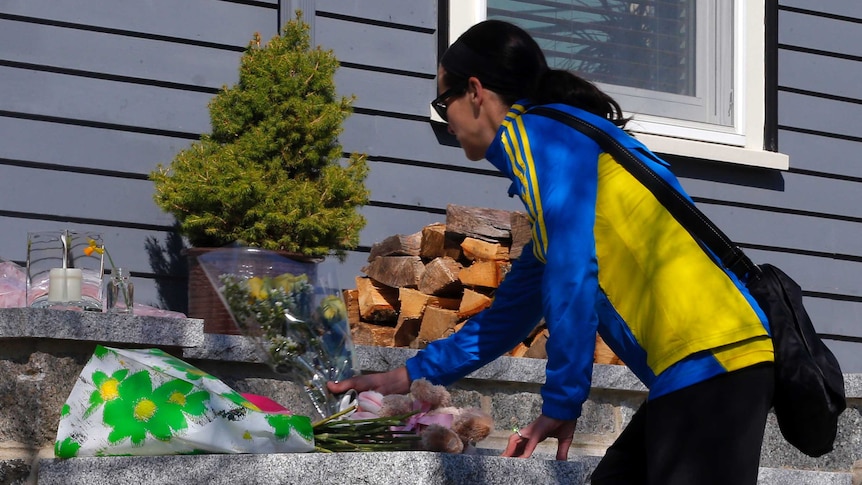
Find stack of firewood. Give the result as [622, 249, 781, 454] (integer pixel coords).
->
[344, 204, 622, 365]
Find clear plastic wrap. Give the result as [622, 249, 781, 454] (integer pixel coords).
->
[197, 247, 357, 418]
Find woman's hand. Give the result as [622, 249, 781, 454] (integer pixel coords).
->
[501, 414, 577, 461]
[326, 366, 411, 396]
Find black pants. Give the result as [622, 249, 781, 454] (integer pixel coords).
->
[590, 363, 774, 485]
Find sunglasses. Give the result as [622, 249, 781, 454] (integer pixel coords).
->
[431, 83, 468, 123]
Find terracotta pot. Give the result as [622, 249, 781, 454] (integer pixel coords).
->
[184, 247, 322, 335]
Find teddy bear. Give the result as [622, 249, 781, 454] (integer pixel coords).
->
[352, 378, 494, 454]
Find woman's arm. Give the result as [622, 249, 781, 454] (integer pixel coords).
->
[405, 244, 546, 385]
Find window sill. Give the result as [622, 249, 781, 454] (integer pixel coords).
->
[635, 134, 790, 171]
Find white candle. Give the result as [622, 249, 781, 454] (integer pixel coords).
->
[65, 268, 82, 302]
[48, 268, 67, 302]
[47, 268, 83, 303]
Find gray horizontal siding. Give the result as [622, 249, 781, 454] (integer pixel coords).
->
[0, 0, 280, 315]
[773, 2, 862, 369]
[780, 0, 860, 19]
[779, 91, 862, 141]
[777, 131, 862, 178]
[316, 0, 437, 29]
[779, 6, 861, 58]
[743, 249, 862, 302]
[341, 114, 473, 168]
[0, 165, 172, 226]
[364, 160, 520, 212]
[0, 19, 245, 91]
[335, 67, 434, 118]
[1, 0, 278, 47]
[676, 168, 862, 222]
[695, 203, 862, 261]
[1, 67, 213, 134]
[0, 117, 193, 175]
[778, 49, 862, 102]
[316, 10, 437, 76]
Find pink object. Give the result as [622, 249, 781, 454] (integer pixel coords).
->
[356, 390, 384, 414]
[391, 399, 455, 432]
[0, 261, 26, 308]
[242, 393, 292, 414]
[348, 411, 381, 420]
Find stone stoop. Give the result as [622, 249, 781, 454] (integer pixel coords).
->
[31, 453, 855, 485]
[493, 452, 855, 485]
[186, 336, 862, 480]
[1, 310, 859, 484]
[35, 453, 588, 485]
[756, 468, 853, 485]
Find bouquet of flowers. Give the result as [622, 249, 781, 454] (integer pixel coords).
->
[198, 247, 357, 418]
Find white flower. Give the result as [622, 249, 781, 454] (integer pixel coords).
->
[357, 390, 385, 415]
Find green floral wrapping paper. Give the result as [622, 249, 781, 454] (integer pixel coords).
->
[55, 345, 314, 457]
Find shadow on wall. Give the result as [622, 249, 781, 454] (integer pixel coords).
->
[662, 153, 786, 192]
[145, 229, 188, 314]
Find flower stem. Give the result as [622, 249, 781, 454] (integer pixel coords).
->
[312, 408, 423, 453]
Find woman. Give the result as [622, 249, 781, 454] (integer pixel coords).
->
[329, 20, 774, 484]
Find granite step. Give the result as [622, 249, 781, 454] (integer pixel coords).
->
[0, 310, 856, 483]
[34, 452, 854, 485]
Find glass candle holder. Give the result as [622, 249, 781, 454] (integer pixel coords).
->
[26, 230, 104, 311]
[106, 267, 134, 314]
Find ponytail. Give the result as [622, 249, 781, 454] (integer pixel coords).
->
[531, 69, 629, 128]
[442, 20, 629, 128]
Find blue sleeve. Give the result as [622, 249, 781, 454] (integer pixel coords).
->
[521, 112, 603, 421]
[405, 244, 545, 386]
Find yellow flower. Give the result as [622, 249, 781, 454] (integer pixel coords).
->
[83, 238, 105, 257]
[133, 399, 158, 423]
[168, 391, 187, 406]
[247, 277, 268, 300]
[99, 378, 120, 401]
[320, 295, 347, 323]
[273, 273, 307, 294]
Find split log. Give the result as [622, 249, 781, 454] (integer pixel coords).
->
[399, 287, 460, 319]
[399, 287, 432, 320]
[458, 288, 493, 319]
[509, 211, 532, 260]
[351, 320, 397, 347]
[460, 237, 509, 261]
[368, 232, 422, 261]
[595, 334, 623, 365]
[394, 315, 421, 347]
[445, 204, 513, 242]
[459, 260, 511, 288]
[342, 288, 361, 327]
[417, 306, 460, 345]
[420, 223, 463, 260]
[418, 257, 463, 296]
[355, 277, 398, 323]
[509, 342, 529, 358]
[523, 329, 549, 359]
[362, 255, 425, 288]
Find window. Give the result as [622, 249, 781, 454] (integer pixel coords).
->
[445, 1, 789, 169]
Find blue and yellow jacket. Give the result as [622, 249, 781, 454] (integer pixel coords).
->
[405, 102, 773, 421]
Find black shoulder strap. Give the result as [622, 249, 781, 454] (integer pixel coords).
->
[529, 106, 759, 281]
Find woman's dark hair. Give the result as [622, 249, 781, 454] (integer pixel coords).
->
[441, 20, 627, 127]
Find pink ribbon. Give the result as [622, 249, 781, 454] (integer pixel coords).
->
[391, 400, 454, 432]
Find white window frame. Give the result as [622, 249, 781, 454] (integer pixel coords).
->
[444, 0, 789, 170]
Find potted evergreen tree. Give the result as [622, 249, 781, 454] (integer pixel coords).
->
[151, 14, 369, 332]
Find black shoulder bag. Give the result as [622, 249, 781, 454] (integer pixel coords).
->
[531, 106, 846, 457]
